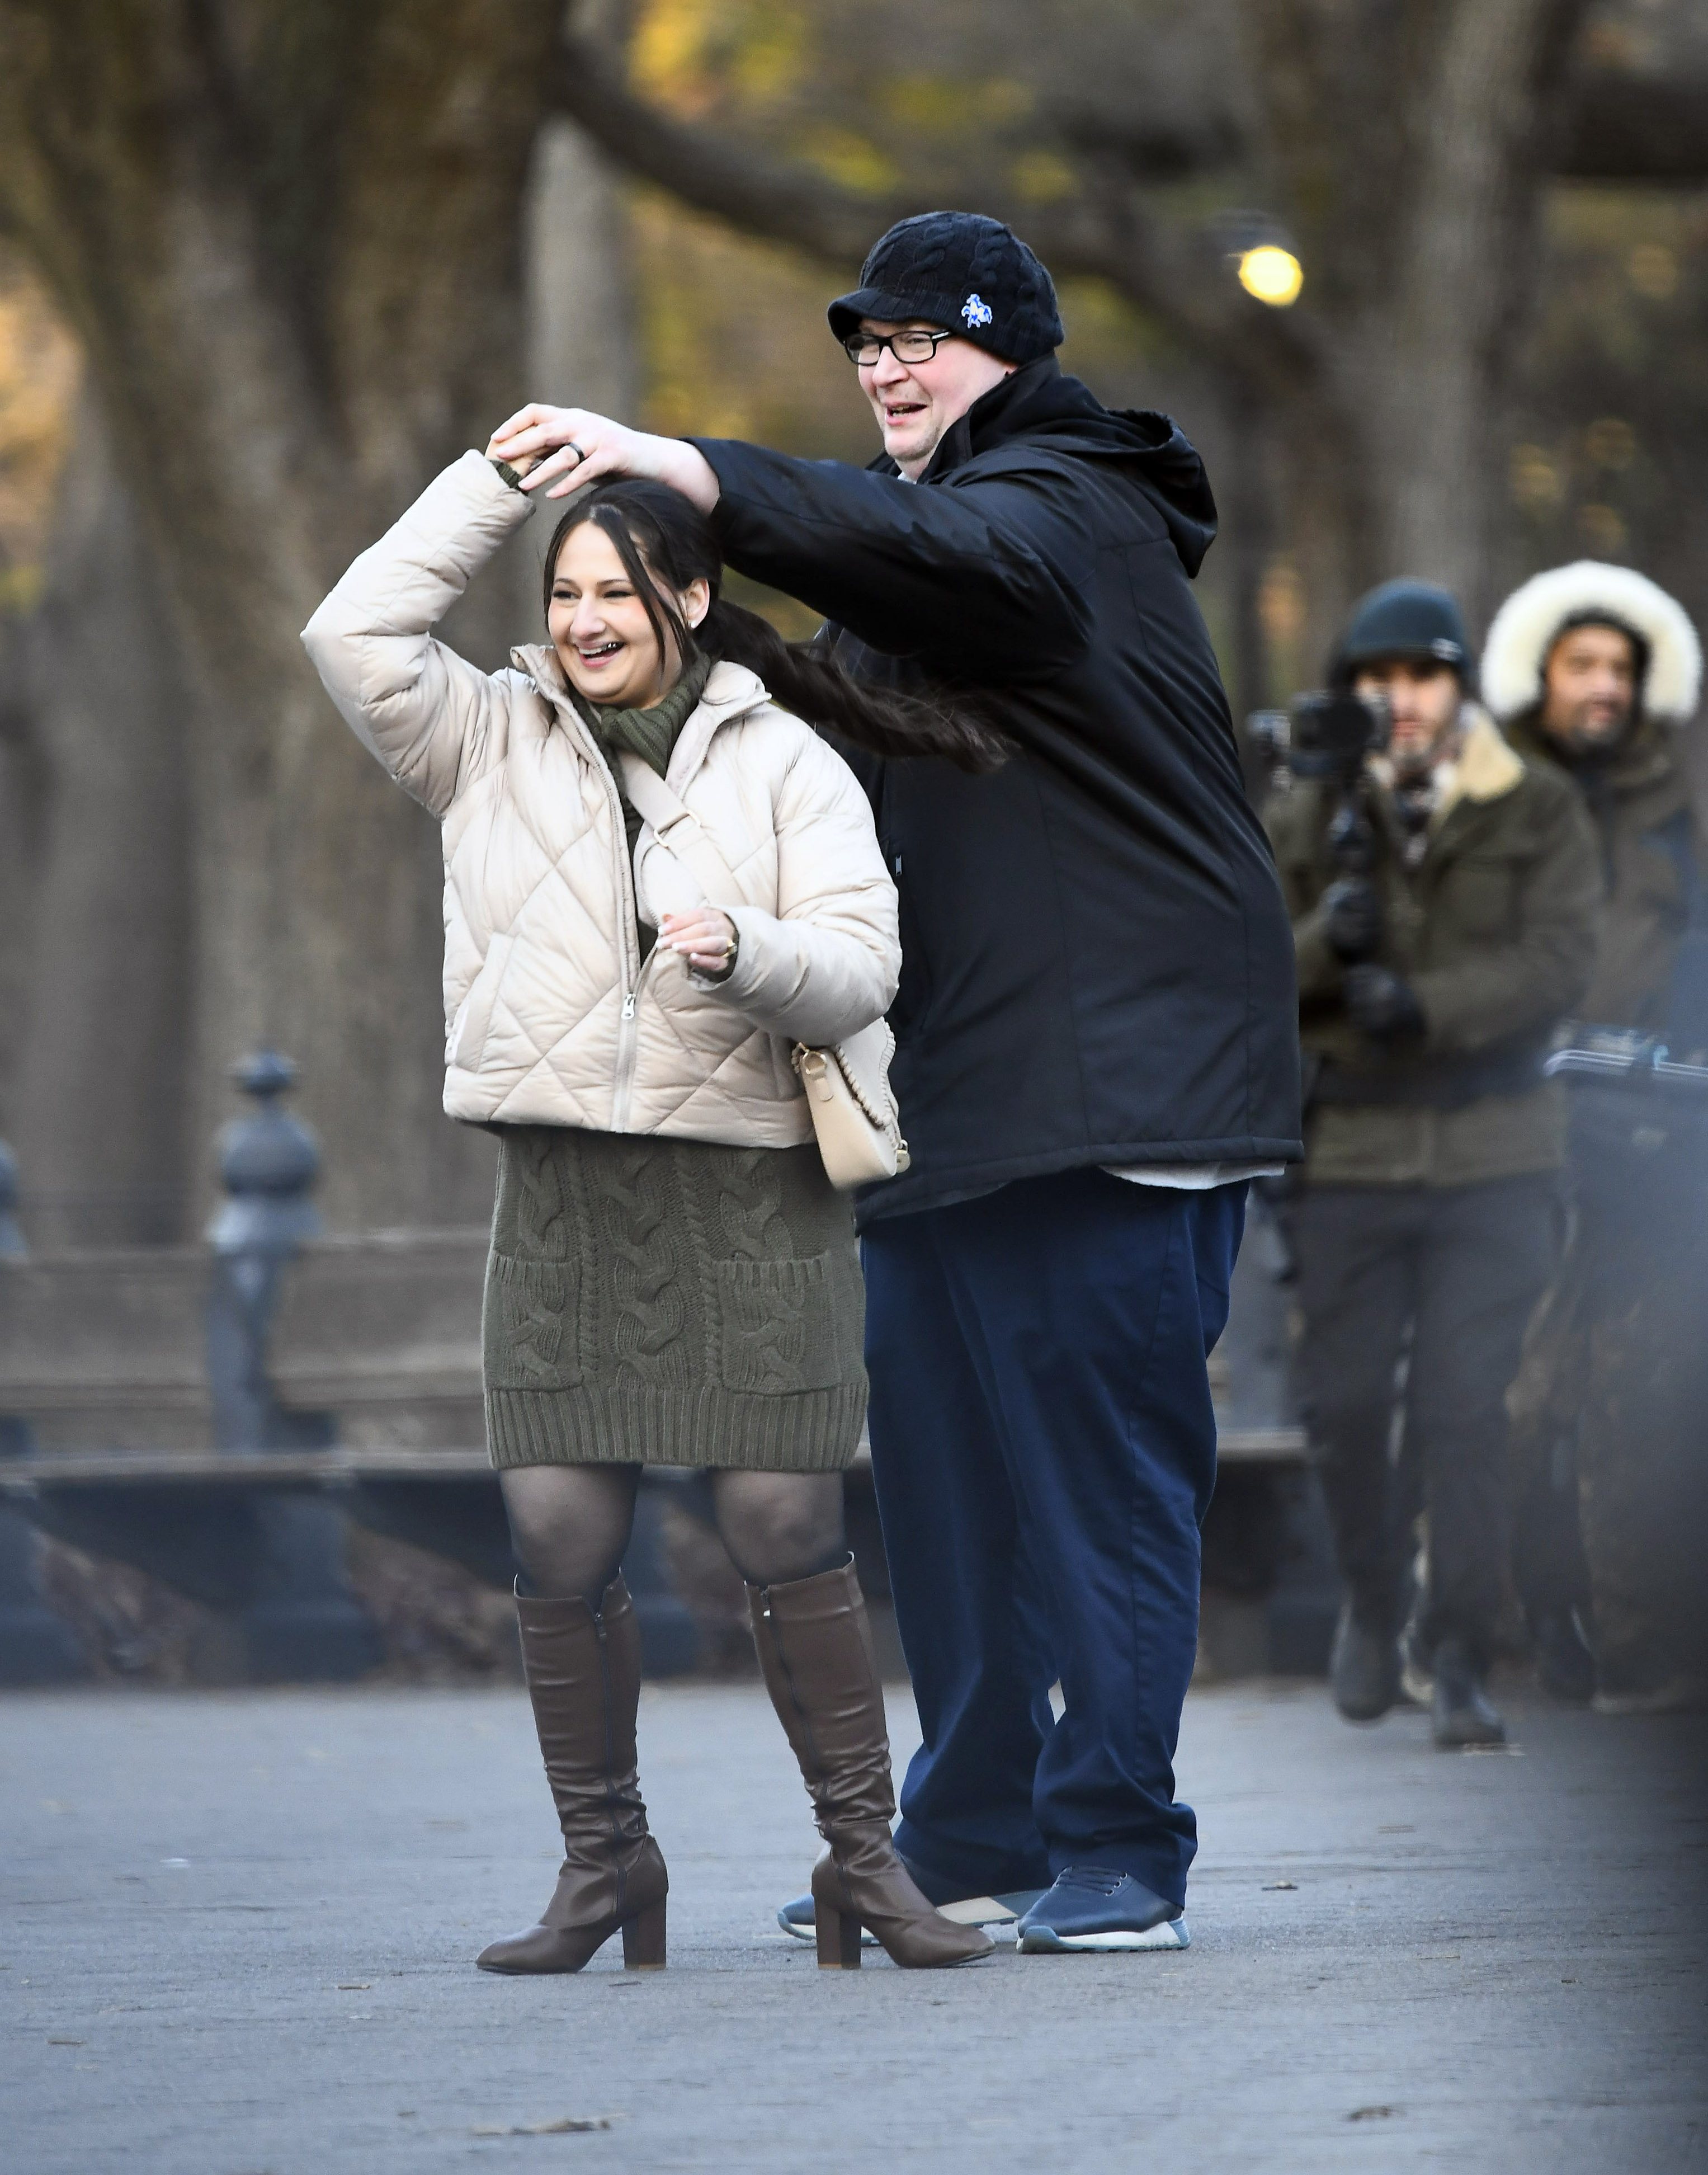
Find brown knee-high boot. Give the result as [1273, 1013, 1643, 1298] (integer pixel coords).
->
[749, 1557, 993, 1970]
[476, 1578, 667, 1975]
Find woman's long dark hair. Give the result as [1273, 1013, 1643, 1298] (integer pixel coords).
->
[541, 480, 1009, 773]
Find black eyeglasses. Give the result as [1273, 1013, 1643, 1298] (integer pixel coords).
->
[841, 327, 956, 368]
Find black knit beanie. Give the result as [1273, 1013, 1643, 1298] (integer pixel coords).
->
[1330, 580, 1472, 688]
[828, 211, 1063, 364]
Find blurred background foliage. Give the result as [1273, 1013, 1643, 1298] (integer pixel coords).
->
[5, 2, 1705, 699]
[1, 0, 1706, 1246]
[1509, 189, 1708, 597]
[0, 260, 79, 617]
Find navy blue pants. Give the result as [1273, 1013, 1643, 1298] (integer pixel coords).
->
[862, 1169, 1246, 1909]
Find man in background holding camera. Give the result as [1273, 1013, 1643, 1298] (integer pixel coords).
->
[1265, 580, 1600, 1746]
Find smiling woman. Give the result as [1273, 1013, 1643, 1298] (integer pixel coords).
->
[299, 438, 994, 1980]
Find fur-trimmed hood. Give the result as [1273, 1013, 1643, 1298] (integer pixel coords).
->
[1481, 561, 1701, 726]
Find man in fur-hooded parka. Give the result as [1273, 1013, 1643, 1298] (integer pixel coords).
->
[1485, 561, 1707, 1034]
[1489, 563, 1708, 1713]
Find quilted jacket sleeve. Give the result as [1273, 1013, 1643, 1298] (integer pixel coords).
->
[300, 452, 536, 817]
[701, 727, 901, 1047]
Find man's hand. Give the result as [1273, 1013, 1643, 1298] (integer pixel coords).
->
[1343, 964, 1425, 1039]
[485, 406, 721, 512]
[1322, 877, 1383, 962]
[659, 908, 737, 980]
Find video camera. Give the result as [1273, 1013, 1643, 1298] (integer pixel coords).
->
[1249, 690, 1391, 877]
[1249, 690, 1390, 785]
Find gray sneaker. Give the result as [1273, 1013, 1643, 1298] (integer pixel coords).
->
[1016, 1868, 1189, 1953]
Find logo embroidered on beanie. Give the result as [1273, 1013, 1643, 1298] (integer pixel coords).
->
[960, 293, 994, 329]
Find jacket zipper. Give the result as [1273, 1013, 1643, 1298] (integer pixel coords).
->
[612, 961, 654, 1133]
[605, 749, 646, 1134]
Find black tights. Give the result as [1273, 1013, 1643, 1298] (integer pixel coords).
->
[498, 1463, 847, 1602]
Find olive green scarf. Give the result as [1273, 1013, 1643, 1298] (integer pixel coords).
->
[568, 649, 712, 797]
[568, 651, 713, 958]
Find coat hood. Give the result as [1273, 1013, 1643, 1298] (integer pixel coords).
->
[913, 355, 1219, 578]
[1481, 561, 1702, 727]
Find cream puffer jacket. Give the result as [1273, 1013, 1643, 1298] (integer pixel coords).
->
[301, 451, 899, 1145]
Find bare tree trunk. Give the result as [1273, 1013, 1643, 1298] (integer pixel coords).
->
[502, 118, 645, 646]
[1243, 0, 1588, 647]
[528, 122, 640, 425]
[0, 0, 563, 1232]
[1351, 0, 1578, 618]
[0, 601, 49, 1171]
[7, 413, 194, 1245]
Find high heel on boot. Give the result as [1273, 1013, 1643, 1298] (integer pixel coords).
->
[749, 1559, 993, 1971]
[476, 1579, 668, 1976]
[476, 1870, 667, 1976]
[814, 1895, 864, 1971]
[620, 1895, 668, 1970]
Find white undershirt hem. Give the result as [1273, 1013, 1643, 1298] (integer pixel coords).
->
[1100, 1162, 1285, 1191]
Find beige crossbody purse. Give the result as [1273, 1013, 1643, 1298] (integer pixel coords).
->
[617, 754, 909, 1190]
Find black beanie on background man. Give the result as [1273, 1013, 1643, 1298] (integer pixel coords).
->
[1330, 579, 1471, 688]
[827, 211, 1064, 365]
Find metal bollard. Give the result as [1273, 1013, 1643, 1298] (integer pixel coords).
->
[0, 1139, 25, 1265]
[207, 1052, 326, 1452]
[0, 1141, 89, 1683]
[205, 1056, 380, 1682]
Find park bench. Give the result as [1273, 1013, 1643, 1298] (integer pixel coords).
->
[0, 1058, 1324, 1686]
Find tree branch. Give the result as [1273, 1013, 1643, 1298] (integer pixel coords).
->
[549, 27, 1329, 395]
[551, 29, 901, 265]
[1554, 74, 1708, 181]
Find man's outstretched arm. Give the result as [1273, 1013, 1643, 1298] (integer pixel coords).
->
[687, 438, 1092, 679]
[485, 404, 1091, 680]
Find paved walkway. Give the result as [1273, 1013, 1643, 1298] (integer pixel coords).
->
[4, 1677, 1704, 2173]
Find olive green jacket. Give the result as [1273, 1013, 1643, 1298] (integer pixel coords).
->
[1265, 711, 1601, 1187]
[1504, 710, 1706, 1036]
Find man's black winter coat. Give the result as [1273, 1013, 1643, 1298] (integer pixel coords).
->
[691, 356, 1301, 1223]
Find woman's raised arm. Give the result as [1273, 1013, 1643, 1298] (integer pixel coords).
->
[301, 451, 535, 816]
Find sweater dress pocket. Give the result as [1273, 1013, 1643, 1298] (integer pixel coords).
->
[715, 1253, 843, 1394]
[483, 1251, 583, 1390]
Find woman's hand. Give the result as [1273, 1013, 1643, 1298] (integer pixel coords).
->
[659, 908, 738, 980]
[483, 430, 540, 477]
[486, 405, 721, 512]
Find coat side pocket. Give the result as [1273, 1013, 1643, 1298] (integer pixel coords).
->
[451, 931, 513, 1072]
[483, 1249, 582, 1390]
[715, 1253, 839, 1395]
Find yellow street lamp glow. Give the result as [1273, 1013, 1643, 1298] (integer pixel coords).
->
[1238, 246, 1304, 307]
